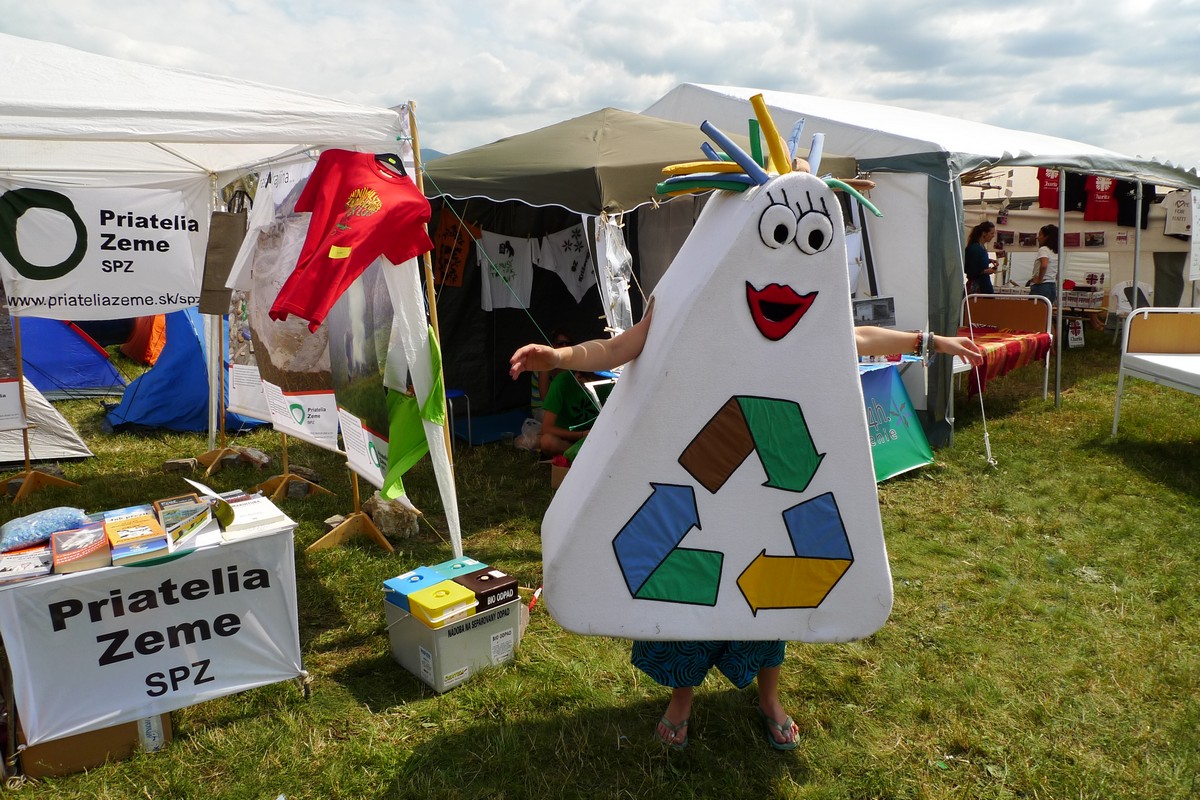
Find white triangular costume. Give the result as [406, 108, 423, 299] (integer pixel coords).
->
[541, 169, 892, 642]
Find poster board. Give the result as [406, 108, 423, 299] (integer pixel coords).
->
[0, 177, 209, 319]
[0, 529, 302, 746]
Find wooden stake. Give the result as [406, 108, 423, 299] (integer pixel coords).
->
[306, 470, 392, 553]
[256, 432, 333, 502]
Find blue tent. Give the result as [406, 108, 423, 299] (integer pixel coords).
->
[20, 318, 126, 400]
[105, 308, 265, 433]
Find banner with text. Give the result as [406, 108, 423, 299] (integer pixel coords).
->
[860, 363, 934, 482]
[0, 531, 303, 746]
[0, 178, 209, 319]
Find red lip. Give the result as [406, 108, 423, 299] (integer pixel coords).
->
[745, 282, 816, 340]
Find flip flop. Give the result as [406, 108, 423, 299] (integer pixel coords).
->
[757, 707, 798, 751]
[655, 716, 689, 750]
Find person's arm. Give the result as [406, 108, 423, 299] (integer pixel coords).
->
[854, 326, 984, 365]
[541, 407, 588, 442]
[510, 308, 653, 379]
[1032, 251, 1050, 283]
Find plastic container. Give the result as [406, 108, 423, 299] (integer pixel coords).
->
[382, 566, 443, 611]
[406, 580, 477, 628]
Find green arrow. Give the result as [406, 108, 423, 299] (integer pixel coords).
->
[737, 396, 824, 493]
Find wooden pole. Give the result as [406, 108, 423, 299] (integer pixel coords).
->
[5, 317, 79, 502]
[408, 101, 458, 465]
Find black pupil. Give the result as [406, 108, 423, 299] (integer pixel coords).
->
[774, 224, 789, 243]
[808, 230, 825, 250]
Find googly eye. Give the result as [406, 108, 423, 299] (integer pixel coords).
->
[794, 210, 833, 255]
[758, 204, 797, 249]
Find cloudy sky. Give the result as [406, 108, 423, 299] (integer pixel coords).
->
[4, 0, 1199, 168]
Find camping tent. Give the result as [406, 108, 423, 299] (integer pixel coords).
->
[0, 378, 93, 465]
[19, 318, 126, 400]
[645, 84, 1200, 442]
[423, 109, 858, 416]
[105, 308, 262, 433]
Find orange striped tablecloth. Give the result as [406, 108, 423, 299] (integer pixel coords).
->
[959, 325, 1053, 396]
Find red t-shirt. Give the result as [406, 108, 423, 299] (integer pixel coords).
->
[1084, 175, 1119, 222]
[1038, 167, 1061, 209]
[269, 149, 432, 332]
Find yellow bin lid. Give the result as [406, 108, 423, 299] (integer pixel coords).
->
[407, 580, 478, 628]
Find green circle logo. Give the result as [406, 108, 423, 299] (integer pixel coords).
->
[367, 441, 383, 468]
[289, 403, 306, 425]
[0, 188, 88, 280]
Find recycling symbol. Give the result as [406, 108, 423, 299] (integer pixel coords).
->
[611, 395, 854, 615]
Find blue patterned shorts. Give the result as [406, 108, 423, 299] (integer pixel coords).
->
[631, 640, 786, 689]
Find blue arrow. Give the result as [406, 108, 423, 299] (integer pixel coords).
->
[612, 483, 701, 595]
[781, 492, 852, 560]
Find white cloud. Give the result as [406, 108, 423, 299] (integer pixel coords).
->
[3, 0, 1199, 169]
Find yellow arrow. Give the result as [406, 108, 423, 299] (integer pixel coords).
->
[736, 550, 852, 615]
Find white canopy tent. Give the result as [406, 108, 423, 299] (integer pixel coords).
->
[0, 32, 404, 181]
[1, 35, 462, 556]
[645, 84, 1200, 442]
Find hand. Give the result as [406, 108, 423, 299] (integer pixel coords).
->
[510, 344, 561, 379]
[934, 335, 984, 366]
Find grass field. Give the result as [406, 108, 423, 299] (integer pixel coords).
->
[2, 328, 1197, 799]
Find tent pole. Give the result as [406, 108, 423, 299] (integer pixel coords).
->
[5, 317, 79, 502]
[196, 315, 239, 475]
[408, 101, 457, 467]
[1132, 182, 1144, 313]
[1054, 170, 1066, 408]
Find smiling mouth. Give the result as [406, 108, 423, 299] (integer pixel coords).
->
[745, 282, 816, 340]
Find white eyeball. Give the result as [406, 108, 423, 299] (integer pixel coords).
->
[795, 211, 834, 255]
[758, 204, 797, 249]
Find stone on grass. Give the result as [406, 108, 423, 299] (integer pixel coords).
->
[363, 492, 421, 541]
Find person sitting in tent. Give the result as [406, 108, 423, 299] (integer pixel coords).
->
[538, 362, 597, 458]
[531, 329, 574, 421]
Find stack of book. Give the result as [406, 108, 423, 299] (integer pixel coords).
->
[218, 493, 295, 542]
[103, 505, 170, 566]
[50, 521, 112, 574]
[0, 544, 53, 584]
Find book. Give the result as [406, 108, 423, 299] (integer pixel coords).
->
[111, 536, 171, 567]
[103, 504, 168, 549]
[154, 494, 213, 551]
[0, 544, 53, 584]
[153, 492, 201, 517]
[222, 494, 294, 541]
[50, 522, 111, 574]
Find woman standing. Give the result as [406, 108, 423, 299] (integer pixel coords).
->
[1029, 224, 1059, 303]
[964, 221, 998, 294]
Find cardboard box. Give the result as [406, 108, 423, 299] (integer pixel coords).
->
[550, 463, 569, 489]
[385, 599, 527, 693]
[19, 714, 171, 779]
